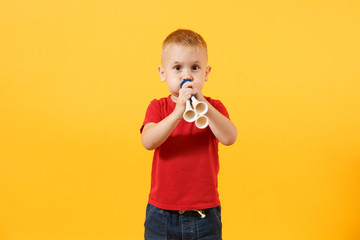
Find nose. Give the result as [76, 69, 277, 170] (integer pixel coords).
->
[182, 69, 193, 81]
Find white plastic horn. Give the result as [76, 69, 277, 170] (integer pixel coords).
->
[183, 100, 197, 122]
[180, 79, 209, 129]
[190, 96, 208, 115]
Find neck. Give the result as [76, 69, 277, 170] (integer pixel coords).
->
[170, 95, 178, 103]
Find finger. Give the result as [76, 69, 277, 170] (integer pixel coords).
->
[179, 88, 193, 96]
[180, 92, 192, 102]
[182, 92, 194, 101]
[182, 88, 196, 96]
[180, 91, 191, 100]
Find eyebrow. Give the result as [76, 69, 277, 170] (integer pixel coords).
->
[172, 61, 201, 65]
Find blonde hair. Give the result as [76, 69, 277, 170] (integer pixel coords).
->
[161, 29, 208, 63]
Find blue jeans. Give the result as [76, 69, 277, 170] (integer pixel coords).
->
[144, 203, 222, 240]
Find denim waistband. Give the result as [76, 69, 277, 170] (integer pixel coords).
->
[163, 208, 207, 218]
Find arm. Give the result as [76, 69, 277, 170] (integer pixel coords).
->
[141, 113, 181, 150]
[191, 84, 237, 145]
[203, 99, 237, 146]
[141, 83, 196, 150]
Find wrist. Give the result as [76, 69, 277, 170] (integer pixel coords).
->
[171, 108, 184, 121]
[195, 93, 206, 102]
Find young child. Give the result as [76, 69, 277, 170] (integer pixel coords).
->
[140, 29, 237, 240]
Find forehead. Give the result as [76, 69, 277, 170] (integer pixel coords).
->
[162, 44, 208, 65]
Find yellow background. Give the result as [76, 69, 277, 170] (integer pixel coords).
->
[1, 0, 359, 239]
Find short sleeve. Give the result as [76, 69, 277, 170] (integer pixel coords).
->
[140, 99, 163, 133]
[208, 98, 230, 119]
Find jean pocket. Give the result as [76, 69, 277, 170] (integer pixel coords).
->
[210, 205, 222, 229]
[144, 203, 156, 228]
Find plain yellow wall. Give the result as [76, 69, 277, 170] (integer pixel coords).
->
[1, 0, 359, 239]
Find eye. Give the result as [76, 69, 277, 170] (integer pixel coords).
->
[192, 65, 199, 71]
[174, 65, 181, 71]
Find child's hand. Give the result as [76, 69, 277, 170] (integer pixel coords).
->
[173, 81, 196, 119]
[186, 80, 206, 102]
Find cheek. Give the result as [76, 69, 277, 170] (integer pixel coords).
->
[168, 80, 180, 91]
[194, 81, 204, 90]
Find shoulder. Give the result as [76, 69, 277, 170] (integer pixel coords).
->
[204, 96, 225, 107]
[204, 96, 230, 118]
[147, 95, 171, 107]
[144, 95, 175, 118]
[150, 95, 171, 103]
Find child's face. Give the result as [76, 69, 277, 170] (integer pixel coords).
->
[158, 44, 211, 97]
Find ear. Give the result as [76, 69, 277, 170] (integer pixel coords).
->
[158, 66, 166, 82]
[205, 65, 212, 82]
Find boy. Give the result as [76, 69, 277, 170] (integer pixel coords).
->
[140, 29, 237, 240]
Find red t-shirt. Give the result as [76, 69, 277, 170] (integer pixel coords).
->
[140, 95, 230, 210]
